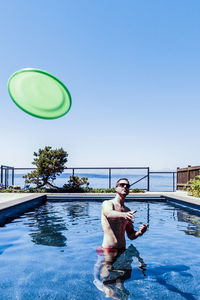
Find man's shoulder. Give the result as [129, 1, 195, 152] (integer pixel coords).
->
[102, 199, 114, 207]
[102, 199, 113, 204]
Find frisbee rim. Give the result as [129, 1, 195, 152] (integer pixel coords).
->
[8, 68, 72, 120]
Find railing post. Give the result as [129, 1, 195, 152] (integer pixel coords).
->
[147, 167, 150, 191]
[5, 168, 8, 189]
[12, 168, 14, 185]
[109, 168, 111, 189]
[72, 168, 74, 177]
[0, 165, 3, 186]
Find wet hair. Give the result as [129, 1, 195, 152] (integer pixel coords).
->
[115, 178, 130, 187]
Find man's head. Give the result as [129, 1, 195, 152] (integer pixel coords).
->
[115, 178, 130, 196]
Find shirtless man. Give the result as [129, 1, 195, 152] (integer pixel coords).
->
[101, 178, 147, 249]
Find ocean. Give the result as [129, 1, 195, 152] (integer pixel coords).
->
[9, 170, 177, 192]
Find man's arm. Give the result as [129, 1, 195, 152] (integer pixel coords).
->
[102, 201, 136, 221]
[126, 221, 147, 240]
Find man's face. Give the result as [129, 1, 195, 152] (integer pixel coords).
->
[115, 180, 130, 196]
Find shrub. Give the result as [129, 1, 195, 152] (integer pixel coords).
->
[63, 176, 90, 192]
[81, 187, 145, 193]
[186, 175, 200, 198]
[8, 185, 21, 190]
[130, 188, 145, 193]
[0, 187, 47, 193]
[85, 188, 116, 193]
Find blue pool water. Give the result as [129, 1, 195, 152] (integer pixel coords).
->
[0, 200, 200, 299]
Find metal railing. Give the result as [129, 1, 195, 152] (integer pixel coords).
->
[149, 171, 177, 192]
[67, 167, 150, 190]
[3, 166, 177, 191]
[0, 165, 14, 188]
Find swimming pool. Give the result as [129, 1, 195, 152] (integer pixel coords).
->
[0, 199, 200, 299]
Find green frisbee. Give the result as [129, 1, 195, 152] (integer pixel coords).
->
[8, 68, 72, 119]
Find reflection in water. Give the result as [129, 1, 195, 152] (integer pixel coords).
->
[28, 202, 90, 247]
[177, 211, 200, 237]
[94, 244, 146, 300]
[94, 244, 195, 300]
[29, 206, 67, 247]
[65, 202, 89, 221]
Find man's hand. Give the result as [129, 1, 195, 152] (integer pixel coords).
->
[125, 210, 136, 222]
[138, 224, 147, 236]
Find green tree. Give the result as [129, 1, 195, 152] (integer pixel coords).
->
[23, 146, 68, 188]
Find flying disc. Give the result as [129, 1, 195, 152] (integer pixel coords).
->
[8, 68, 72, 119]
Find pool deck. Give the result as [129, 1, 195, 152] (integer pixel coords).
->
[0, 191, 199, 210]
[0, 193, 46, 210]
[0, 193, 46, 225]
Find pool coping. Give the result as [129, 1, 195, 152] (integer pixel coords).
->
[0, 193, 46, 225]
[0, 191, 199, 224]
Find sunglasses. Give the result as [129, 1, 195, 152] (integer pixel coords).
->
[117, 183, 130, 188]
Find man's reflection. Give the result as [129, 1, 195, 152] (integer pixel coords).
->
[94, 244, 146, 300]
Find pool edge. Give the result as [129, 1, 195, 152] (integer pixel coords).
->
[0, 193, 46, 226]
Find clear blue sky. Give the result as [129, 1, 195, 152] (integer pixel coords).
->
[0, 0, 200, 170]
